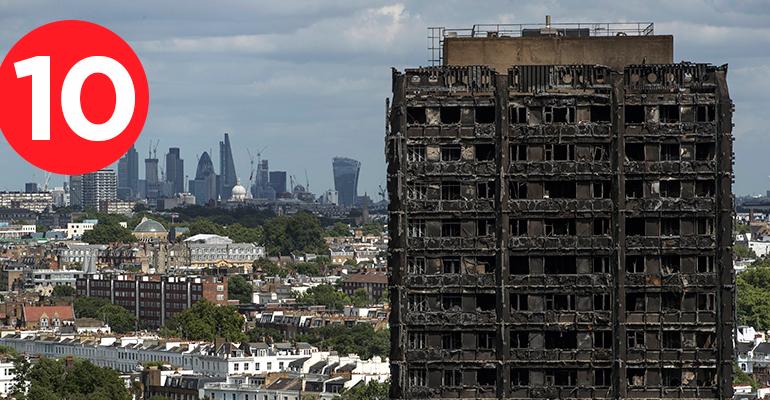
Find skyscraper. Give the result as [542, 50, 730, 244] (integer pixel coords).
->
[189, 151, 217, 205]
[145, 154, 159, 202]
[117, 146, 139, 199]
[269, 171, 287, 195]
[252, 159, 275, 200]
[69, 175, 83, 207]
[82, 169, 117, 210]
[332, 157, 360, 207]
[165, 147, 185, 195]
[218, 133, 237, 200]
[387, 21, 733, 400]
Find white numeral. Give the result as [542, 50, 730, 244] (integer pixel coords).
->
[14, 56, 50, 140]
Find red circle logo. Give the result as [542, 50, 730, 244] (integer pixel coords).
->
[0, 20, 149, 174]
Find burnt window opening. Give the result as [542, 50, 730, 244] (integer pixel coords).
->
[663, 369, 682, 387]
[511, 331, 529, 348]
[627, 368, 645, 386]
[510, 144, 527, 161]
[545, 369, 577, 386]
[441, 295, 462, 312]
[661, 292, 681, 311]
[477, 181, 494, 199]
[626, 293, 646, 312]
[408, 294, 427, 312]
[442, 257, 461, 274]
[510, 256, 529, 275]
[627, 330, 645, 348]
[511, 369, 529, 386]
[441, 182, 461, 200]
[478, 332, 496, 349]
[660, 180, 681, 198]
[406, 145, 426, 162]
[441, 331, 462, 349]
[663, 331, 682, 349]
[698, 256, 715, 273]
[510, 106, 527, 124]
[595, 331, 613, 348]
[441, 221, 461, 237]
[544, 181, 576, 199]
[626, 255, 645, 273]
[544, 256, 577, 274]
[696, 369, 717, 387]
[594, 145, 609, 161]
[659, 105, 680, 123]
[697, 332, 716, 348]
[696, 180, 716, 197]
[661, 255, 681, 274]
[697, 293, 716, 311]
[477, 368, 497, 387]
[590, 105, 611, 122]
[407, 220, 425, 238]
[477, 219, 495, 236]
[510, 219, 528, 236]
[475, 256, 497, 274]
[544, 106, 575, 124]
[443, 369, 462, 387]
[595, 369, 612, 386]
[626, 180, 643, 199]
[406, 107, 426, 124]
[407, 184, 427, 200]
[408, 369, 426, 387]
[594, 218, 610, 235]
[545, 219, 575, 236]
[697, 218, 715, 235]
[625, 143, 645, 161]
[593, 257, 611, 274]
[475, 144, 495, 161]
[545, 294, 575, 311]
[509, 181, 528, 199]
[696, 143, 716, 161]
[441, 146, 461, 162]
[626, 218, 645, 236]
[545, 144, 575, 161]
[545, 331, 577, 349]
[477, 293, 496, 311]
[696, 104, 716, 122]
[408, 332, 425, 349]
[661, 143, 680, 161]
[593, 181, 611, 199]
[625, 105, 645, 124]
[511, 294, 529, 311]
[594, 294, 611, 311]
[407, 257, 426, 274]
[440, 107, 461, 124]
[475, 106, 496, 124]
[661, 218, 680, 236]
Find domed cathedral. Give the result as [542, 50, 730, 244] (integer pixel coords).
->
[133, 217, 168, 242]
[231, 178, 247, 202]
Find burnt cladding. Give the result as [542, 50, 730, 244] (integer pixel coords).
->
[386, 24, 733, 400]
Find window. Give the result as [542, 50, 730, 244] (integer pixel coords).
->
[477, 181, 494, 199]
[408, 220, 425, 237]
[545, 369, 577, 386]
[697, 218, 714, 235]
[593, 145, 609, 161]
[659, 105, 680, 123]
[477, 294, 496, 311]
[408, 369, 426, 387]
[591, 105, 611, 122]
[442, 295, 461, 311]
[545, 331, 577, 349]
[441, 221, 461, 237]
[661, 292, 681, 311]
[627, 330, 645, 348]
[544, 219, 575, 236]
[510, 219, 527, 236]
[625, 105, 645, 124]
[543, 181, 575, 198]
[511, 369, 529, 386]
[510, 256, 529, 275]
[593, 257, 610, 274]
[593, 218, 610, 235]
[511, 294, 528, 311]
[595, 369, 612, 386]
[696, 180, 715, 197]
[595, 331, 612, 348]
[477, 219, 495, 236]
[478, 332, 496, 349]
[408, 294, 427, 312]
[544, 106, 575, 123]
[698, 256, 715, 273]
[594, 294, 611, 310]
[510, 145, 527, 161]
[545, 144, 575, 161]
[696, 104, 716, 122]
[626, 218, 644, 236]
[661, 218, 680, 236]
[478, 368, 496, 386]
[509, 181, 527, 199]
[441, 146, 461, 161]
[626, 180, 643, 198]
[407, 184, 427, 200]
[406, 107, 426, 124]
[545, 294, 575, 311]
[407, 145, 426, 162]
[660, 180, 680, 197]
[442, 257, 461, 274]
[476, 144, 495, 161]
[661, 255, 680, 274]
[441, 182, 461, 200]
[510, 106, 527, 124]
[663, 331, 681, 349]
[443, 369, 462, 386]
[544, 256, 576, 274]
[663, 369, 682, 386]
[628, 368, 645, 386]
[440, 107, 461, 124]
[475, 106, 495, 123]
[696, 143, 715, 161]
[697, 293, 715, 311]
[625, 143, 645, 161]
[592, 181, 610, 199]
[408, 257, 426, 274]
[626, 293, 646, 312]
[442, 332, 461, 349]
[511, 331, 529, 348]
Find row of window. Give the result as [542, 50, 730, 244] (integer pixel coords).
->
[626, 142, 715, 161]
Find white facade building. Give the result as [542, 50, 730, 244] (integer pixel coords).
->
[66, 220, 98, 239]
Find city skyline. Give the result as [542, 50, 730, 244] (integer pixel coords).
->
[0, 1, 766, 196]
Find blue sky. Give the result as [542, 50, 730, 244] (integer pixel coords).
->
[0, 0, 768, 196]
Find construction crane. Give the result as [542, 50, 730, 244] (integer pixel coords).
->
[40, 171, 51, 192]
[304, 169, 310, 192]
[378, 183, 387, 202]
[247, 149, 256, 183]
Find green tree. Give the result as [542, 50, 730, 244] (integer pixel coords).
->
[99, 304, 137, 334]
[164, 300, 246, 342]
[73, 297, 111, 318]
[225, 223, 263, 243]
[253, 258, 287, 277]
[52, 285, 76, 297]
[248, 326, 285, 344]
[186, 219, 226, 237]
[351, 288, 370, 308]
[228, 275, 253, 304]
[297, 324, 389, 360]
[335, 380, 389, 400]
[360, 223, 384, 236]
[81, 222, 136, 244]
[737, 259, 770, 330]
[263, 212, 327, 255]
[296, 285, 351, 310]
[735, 243, 756, 259]
[291, 262, 322, 276]
[328, 222, 352, 237]
[21, 357, 130, 400]
[10, 354, 30, 400]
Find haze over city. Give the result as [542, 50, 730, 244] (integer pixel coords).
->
[0, 0, 767, 195]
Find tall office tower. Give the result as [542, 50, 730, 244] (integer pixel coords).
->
[82, 169, 117, 210]
[251, 159, 275, 200]
[165, 147, 185, 195]
[145, 155, 159, 202]
[218, 133, 237, 200]
[332, 157, 361, 207]
[269, 171, 287, 195]
[24, 183, 38, 193]
[189, 151, 218, 205]
[387, 20, 733, 400]
[69, 175, 83, 207]
[117, 146, 140, 200]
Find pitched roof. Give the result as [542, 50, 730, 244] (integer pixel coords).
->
[23, 305, 74, 323]
[343, 273, 387, 284]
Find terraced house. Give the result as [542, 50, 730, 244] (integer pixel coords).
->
[387, 19, 733, 400]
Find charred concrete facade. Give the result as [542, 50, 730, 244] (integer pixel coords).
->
[387, 26, 733, 400]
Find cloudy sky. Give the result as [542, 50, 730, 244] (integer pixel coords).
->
[0, 0, 768, 196]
